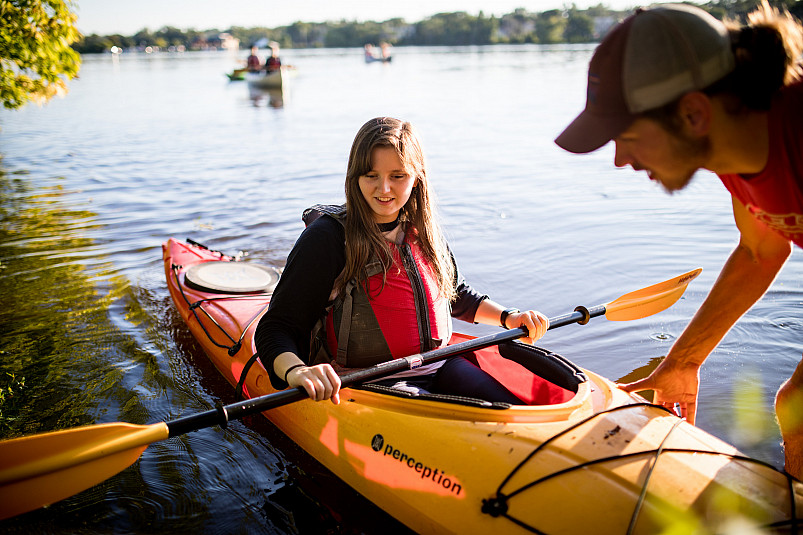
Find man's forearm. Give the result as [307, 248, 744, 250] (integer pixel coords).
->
[666, 242, 788, 366]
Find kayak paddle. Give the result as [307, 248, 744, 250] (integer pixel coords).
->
[0, 268, 700, 520]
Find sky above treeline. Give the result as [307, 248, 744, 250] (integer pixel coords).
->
[76, 0, 642, 35]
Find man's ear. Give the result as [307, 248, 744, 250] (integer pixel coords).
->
[678, 91, 712, 136]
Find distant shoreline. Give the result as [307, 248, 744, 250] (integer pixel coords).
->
[71, 6, 634, 54]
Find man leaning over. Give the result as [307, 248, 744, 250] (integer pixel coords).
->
[555, 3, 803, 477]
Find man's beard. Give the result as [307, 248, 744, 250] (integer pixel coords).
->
[658, 131, 712, 194]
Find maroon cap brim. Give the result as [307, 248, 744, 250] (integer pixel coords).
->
[554, 107, 636, 154]
[555, 11, 640, 154]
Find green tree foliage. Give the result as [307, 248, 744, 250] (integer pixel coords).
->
[564, 8, 596, 43]
[231, 26, 272, 47]
[409, 12, 498, 46]
[0, 0, 82, 110]
[131, 28, 154, 47]
[325, 20, 405, 48]
[74, 32, 136, 54]
[536, 10, 568, 44]
[156, 25, 186, 47]
[285, 21, 327, 48]
[499, 9, 538, 44]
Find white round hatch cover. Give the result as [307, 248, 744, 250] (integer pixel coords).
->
[185, 261, 280, 293]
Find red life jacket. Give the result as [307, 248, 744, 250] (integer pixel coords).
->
[266, 56, 281, 72]
[303, 205, 452, 368]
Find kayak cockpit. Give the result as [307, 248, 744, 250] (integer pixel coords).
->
[357, 338, 585, 409]
[348, 336, 627, 424]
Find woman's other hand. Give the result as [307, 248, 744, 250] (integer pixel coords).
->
[508, 310, 550, 344]
[287, 363, 342, 404]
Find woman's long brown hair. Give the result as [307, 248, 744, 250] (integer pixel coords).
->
[336, 117, 456, 301]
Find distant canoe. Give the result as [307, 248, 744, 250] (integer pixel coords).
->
[226, 68, 249, 81]
[246, 69, 285, 89]
[365, 54, 392, 63]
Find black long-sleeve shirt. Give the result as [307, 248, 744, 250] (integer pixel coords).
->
[254, 216, 487, 388]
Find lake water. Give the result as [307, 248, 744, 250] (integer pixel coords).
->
[1, 45, 801, 533]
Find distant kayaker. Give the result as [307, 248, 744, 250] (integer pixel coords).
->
[265, 41, 281, 73]
[364, 43, 376, 61]
[380, 41, 392, 59]
[255, 117, 550, 405]
[246, 46, 261, 72]
[555, 2, 803, 478]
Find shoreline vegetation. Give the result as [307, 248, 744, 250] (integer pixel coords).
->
[72, 1, 803, 54]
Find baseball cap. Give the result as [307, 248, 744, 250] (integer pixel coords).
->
[555, 4, 735, 154]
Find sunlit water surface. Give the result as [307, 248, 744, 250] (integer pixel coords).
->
[0, 46, 801, 533]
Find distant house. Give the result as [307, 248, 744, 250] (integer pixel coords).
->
[202, 32, 241, 51]
[220, 33, 240, 50]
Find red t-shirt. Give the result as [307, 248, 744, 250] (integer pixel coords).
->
[718, 79, 803, 248]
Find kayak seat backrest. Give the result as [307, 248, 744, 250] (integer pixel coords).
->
[470, 342, 586, 406]
[499, 342, 586, 391]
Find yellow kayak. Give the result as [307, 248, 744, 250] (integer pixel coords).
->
[163, 237, 803, 534]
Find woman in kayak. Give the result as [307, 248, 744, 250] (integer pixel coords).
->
[254, 117, 549, 404]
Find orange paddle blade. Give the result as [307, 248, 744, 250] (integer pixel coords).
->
[605, 268, 702, 321]
[0, 421, 169, 520]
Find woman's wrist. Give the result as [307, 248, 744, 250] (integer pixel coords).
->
[283, 363, 305, 382]
[274, 352, 306, 382]
[500, 308, 520, 329]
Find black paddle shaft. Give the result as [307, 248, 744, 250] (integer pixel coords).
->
[165, 304, 605, 438]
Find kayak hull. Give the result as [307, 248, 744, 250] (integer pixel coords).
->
[246, 69, 283, 89]
[163, 238, 803, 534]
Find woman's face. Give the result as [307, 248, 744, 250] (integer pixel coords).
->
[358, 146, 417, 224]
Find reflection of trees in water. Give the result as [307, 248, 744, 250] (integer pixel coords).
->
[0, 163, 160, 531]
[0, 164, 405, 534]
[0, 163, 124, 436]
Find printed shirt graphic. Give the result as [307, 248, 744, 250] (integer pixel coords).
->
[718, 79, 803, 248]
